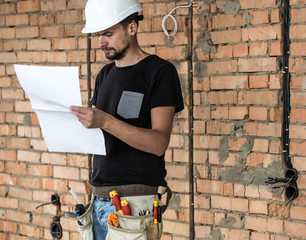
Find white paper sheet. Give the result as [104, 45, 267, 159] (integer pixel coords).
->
[14, 64, 106, 155]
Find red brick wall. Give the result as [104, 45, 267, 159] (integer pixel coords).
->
[0, 0, 305, 239]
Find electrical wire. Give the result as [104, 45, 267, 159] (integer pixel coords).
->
[161, 1, 193, 38]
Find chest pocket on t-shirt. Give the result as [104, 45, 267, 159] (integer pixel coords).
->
[117, 91, 144, 119]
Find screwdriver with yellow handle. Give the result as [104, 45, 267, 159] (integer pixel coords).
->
[121, 200, 131, 215]
[154, 200, 158, 224]
[109, 190, 124, 214]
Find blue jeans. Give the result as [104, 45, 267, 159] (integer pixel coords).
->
[93, 197, 115, 240]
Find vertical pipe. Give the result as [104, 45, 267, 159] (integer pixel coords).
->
[188, 1, 194, 239]
[86, 33, 93, 195]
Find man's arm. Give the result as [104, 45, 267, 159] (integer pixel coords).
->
[70, 105, 175, 156]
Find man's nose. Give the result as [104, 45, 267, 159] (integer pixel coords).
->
[98, 36, 107, 48]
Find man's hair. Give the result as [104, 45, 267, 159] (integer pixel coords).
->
[120, 12, 142, 28]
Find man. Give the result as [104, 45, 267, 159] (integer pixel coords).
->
[70, 0, 184, 239]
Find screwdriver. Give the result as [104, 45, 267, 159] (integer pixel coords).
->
[109, 190, 123, 214]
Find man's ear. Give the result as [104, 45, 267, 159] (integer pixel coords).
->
[128, 21, 138, 36]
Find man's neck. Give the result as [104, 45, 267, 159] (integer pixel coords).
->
[115, 44, 149, 68]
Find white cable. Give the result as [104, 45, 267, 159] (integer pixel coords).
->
[161, 1, 193, 38]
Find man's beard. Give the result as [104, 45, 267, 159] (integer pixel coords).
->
[103, 42, 130, 61]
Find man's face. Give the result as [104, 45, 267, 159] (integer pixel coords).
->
[95, 24, 130, 60]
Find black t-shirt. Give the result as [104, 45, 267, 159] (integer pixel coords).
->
[90, 55, 184, 187]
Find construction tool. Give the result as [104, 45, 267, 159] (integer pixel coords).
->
[108, 213, 119, 227]
[154, 200, 158, 224]
[67, 185, 84, 205]
[109, 190, 124, 214]
[121, 200, 131, 215]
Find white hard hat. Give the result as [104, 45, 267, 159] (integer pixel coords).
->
[82, 0, 143, 34]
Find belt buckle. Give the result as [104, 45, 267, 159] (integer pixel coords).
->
[96, 197, 111, 201]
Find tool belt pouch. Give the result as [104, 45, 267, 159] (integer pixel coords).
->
[106, 213, 162, 240]
[76, 197, 94, 240]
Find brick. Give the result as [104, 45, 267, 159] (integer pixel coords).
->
[240, 0, 276, 9]
[291, 108, 306, 123]
[249, 199, 268, 214]
[291, 42, 306, 56]
[238, 91, 278, 105]
[46, 51, 67, 63]
[27, 164, 53, 177]
[233, 43, 248, 57]
[238, 57, 277, 72]
[207, 60, 237, 74]
[156, 46, 187, 60]
[0, 53, 17, 63]
[252, 138, 269, 152]
[269, 203, 290, 218]
[206, 121, 234, 135]
[290, 58, 305, 73]
[16, 27, 39, 38]
[17, 0, 40, 13]
[65, 23, 85, 37]
[249, 107, 268, 120]
[67, 51, 87, 63]
[211, 195, 248, 212]
[271, 9, 283, 23]
[250, 42, 267, 55]
[193, 150, 208, 164]
[30, 139, 48, 151]
[269, 74, 282, 89]
[0, 77, 10, 87]
[193, 106, 210, 119]
[0, 101, 14, 112]
[166, 180, 189, 193]
[0, 28, 15, 39]
[19, 224, 44, 239]
[290, 141, 306, 155]
[41, 178, 67, 191]
[290, 205, 306, 221]
[17, 176, 41, 189]
[290, 125, 306, 139]
[163, 220, 189, 237]
[30, 13, 54, 25]
[251, 232, 269, 240]
[219, 228, 250, 240]
[212, 14, 243, 29]
[166, 165, 187, 179]
[9, 187, 33, 201]
[228, 138, 248, 151]
[55, 10, 81, 24]
[54, 166, 79, 180]
[0, 173, 17, 186]
[0, 3, 16, 15]
[5, 162, 27, 175]
[0, 197, 18, 209]
[249, 10, 269, 25]
[138, 32, 167, 46]
[244, 122, 281, 137]
[17, 150, 40, 163]
[6, 14, 28, 26]
[291, 8, 306, 23]
[197, 180, 223, 194]
[290, 92, 306, 106]
[0, 125, 16, 136]
[292, 157, 306, 171]
[7, 137, 30, 149]
[195, 210, 214, 224]
[242, 25, 281, 41]
[290, 25, 306, 39]
[15, 101, 33, 112]
[4, 39, 26, 51]
[195, 225, 211, 239]
[211, 75, 248, 90]
[211, 107, 228, 119]
[211, 45, 233, 59]
[269, 41, 282, 56]
[17, 51, 47, 63]
[51, 38, 77, 50]
[229, 107, 248, 120]
[67, 0, 87, 9]
[41, 0, 66, 11]
[27, 39, 51, 50]
[40, 26, 65, 38]
[0, 150, 16, 161]
[0, 220, 18, 233]
[210, 29, 241, 44]
[6, 210, 31, 223]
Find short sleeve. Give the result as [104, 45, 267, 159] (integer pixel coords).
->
[150, 63, 184, 113]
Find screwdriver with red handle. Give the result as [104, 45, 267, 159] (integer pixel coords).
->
[121, 200, 131, 215]
[109, 190, 123, 214]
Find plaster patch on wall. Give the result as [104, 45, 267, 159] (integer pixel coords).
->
[219, 136, 229, 163]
